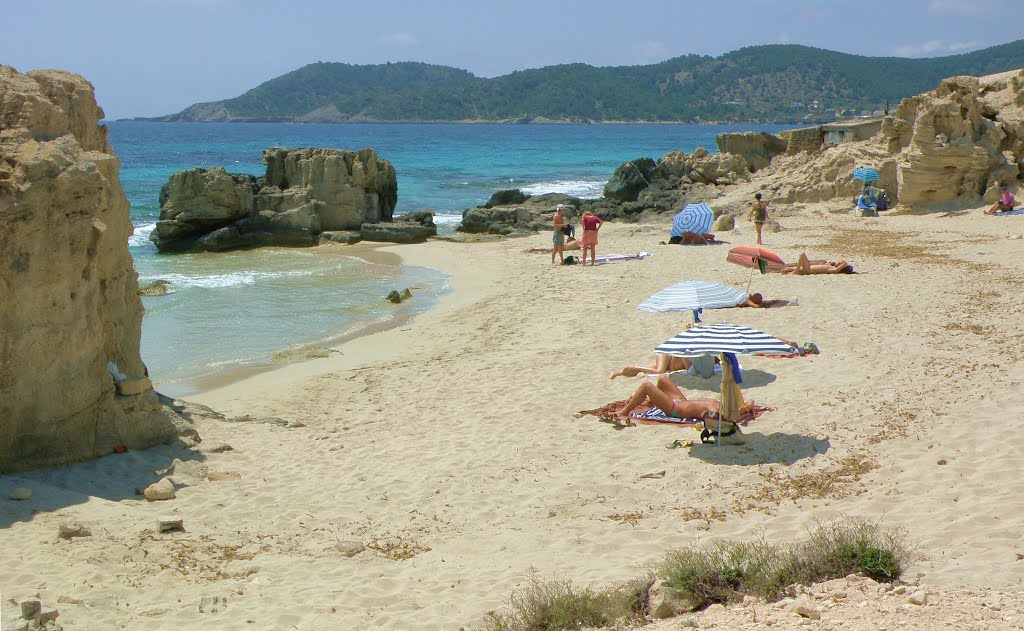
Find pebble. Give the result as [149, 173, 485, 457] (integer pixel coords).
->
[158, 516, 184, 533]
[9, 487, 32, 500]
[144, 477, 176, 501]
[58, 522, 92, 539]
[21, 599, 41, 618]
[909, 590, 928, 606]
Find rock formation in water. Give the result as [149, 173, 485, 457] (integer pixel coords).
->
[0, 66, 196, 472]
[151, 147, 433, 252]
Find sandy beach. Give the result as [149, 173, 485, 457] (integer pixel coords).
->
[5, 197, 1024, 629]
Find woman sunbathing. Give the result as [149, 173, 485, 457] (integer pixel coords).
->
[526, 238, 580, 253]
[609, 354, 704, 379]
[613, 374, 758, 422]
[779, 253, 854, 275]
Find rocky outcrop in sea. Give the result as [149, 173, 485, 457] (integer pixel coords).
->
[0, 66, 196, 472]
[151, 147, 435, 252]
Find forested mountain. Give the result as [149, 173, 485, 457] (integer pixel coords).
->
[145, 41, 1024, 123]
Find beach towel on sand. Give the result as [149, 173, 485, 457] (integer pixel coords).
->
[995, 209, 1024, 216]
[593, 252, 652, 265]
[574, 399, 771, 427]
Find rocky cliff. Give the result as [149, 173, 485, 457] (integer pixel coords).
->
[0, 66, 194, 472]
[151, 147, 417, 252]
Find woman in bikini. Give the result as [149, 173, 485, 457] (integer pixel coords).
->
[609, 354, 695, 380]
[779, 253, 854, 275]
[613, 374, 756, 421]
[748, 192, 769, 246]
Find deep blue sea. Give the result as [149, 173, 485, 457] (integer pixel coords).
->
[109, 122, 791, 394]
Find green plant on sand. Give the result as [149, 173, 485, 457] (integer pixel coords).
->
[478, 518, 911, 630]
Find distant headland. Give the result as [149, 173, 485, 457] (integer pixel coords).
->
[130, 41, 1024, 124]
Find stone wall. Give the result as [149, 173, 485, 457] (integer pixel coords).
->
[0, 66, 192, 472]
[779, 127, 823, 154]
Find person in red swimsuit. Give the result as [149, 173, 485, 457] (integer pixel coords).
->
[579, 211, 603, 266]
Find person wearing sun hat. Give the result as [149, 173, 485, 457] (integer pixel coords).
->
[986, 182, 1019, 215]
[551, 204, 568, 265]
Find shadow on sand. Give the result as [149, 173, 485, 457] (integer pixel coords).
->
[687, 431, 830, 466]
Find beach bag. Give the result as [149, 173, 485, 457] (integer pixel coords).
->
[563, 255, 577, 265]
[562, 223, 575, 238]
[877, 193, 889, 210]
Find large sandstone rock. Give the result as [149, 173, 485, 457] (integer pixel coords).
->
[151, 147, 398, 252]
[0, 66, 196, 472]
[716, 131, 788, 172]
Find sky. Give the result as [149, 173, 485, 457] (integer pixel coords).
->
[2, 0, 1020, 120]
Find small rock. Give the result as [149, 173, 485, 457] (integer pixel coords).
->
[893, 585, 907, 595]
[792, 597, 820, 619]
[166, 458, 208, 483]
[116, 376, 152, 396]
[909, 590, 928, 606]
[158, 517, 184, 533]
[646, 579, 694, 619]
[386, 290, 403, 304]
[21, 598, 41, 619]
[335, 541, 366, 558]
[144, 478, 176, 502]
[38, 607, 59, 624]
[9, 487, 32, 501]
[56, 596, 83, 606]
[206, 469, 242, 482]
[400, 288, 412, 300]
[198, 595, 228, 613]
[58, 522, 92, 539]
[706, 603, 725, 614]
[196, 442, 234, 454]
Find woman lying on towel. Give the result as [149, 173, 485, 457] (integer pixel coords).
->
[612, 374, 760, 422]
[608, 354, 719, 380]
[525, 238, 581, 253]
[779, 253, 854, 275]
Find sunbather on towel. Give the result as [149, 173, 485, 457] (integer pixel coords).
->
[985, 184, 1018, 215]
[608, 354, 719, 380]
[613, 374, 756, 422]
[525, 238, 581, 253]
[779, 253, 854, 275]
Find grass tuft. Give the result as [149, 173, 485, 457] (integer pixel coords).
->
[477, 518, 911, 629]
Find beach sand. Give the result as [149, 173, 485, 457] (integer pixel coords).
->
[4, 201, 1024, 629]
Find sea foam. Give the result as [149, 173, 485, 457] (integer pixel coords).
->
[129, 222, 157, 247]
[520, 179, 605, 199]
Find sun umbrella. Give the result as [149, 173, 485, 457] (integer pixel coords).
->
[671, 203, 714, 237]
[655, 322, 796, 441]
[637, 280, 748, 323]
[852, 167, 880, 183]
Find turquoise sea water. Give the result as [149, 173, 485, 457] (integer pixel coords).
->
[109, 122, 791, 394]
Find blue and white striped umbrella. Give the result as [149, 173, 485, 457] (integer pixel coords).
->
[637, 281, 748, 314]
[655, 322, 796, 357]
[852, 167, 880, 183]
[671, 203, 714, 237]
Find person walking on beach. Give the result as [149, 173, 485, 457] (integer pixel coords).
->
[580, 211, 603, 266]
[748, 192, 769, 246]
[551, 203, 568, 265]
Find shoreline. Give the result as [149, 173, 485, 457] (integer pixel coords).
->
[150, 242, 454, 399]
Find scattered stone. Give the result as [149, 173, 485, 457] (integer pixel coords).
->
[334, 541, 366, 558]
[166, 458, 209, 483]
[400, 288, 413, 301]
[144, 477, 176, 501]
[792, 597, 821, 619]
[37, 607, 59, 625]
[57, 522, 92, 539]
[893, 585, 907, 595]
[56, 596, 83, 606]
[198, 595, 228, 613]
[115, 376, 152, 396]
[647, 579, 694, 619]
[138, 280, 172, 296]
[207, 469, 242, 482]
[638, 469, 667, 480]
[158, 516, 184, 533]
[21, 599, 41, 618]
[909, 590, 928, 606]
[9, 487, 32, 500]
[196, 442, 234, 454]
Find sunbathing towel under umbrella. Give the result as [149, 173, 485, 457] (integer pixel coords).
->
[655, 322, 796, 443]
[671, 203, 714, 237]
[637, 280, 748, 323]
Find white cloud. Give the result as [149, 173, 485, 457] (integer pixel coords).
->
[892, 40, 946, 57]
[382, 33, 417, 46]
[948, 40, 981, 52]
[928, 0, 995, 15]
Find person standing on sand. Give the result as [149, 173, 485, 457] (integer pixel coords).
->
[748, 192, 769, 246]
[580, 211, 603, 266]
[551, 203, 568, 265]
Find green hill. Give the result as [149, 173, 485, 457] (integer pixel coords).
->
[146, 41, 1024, 123]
